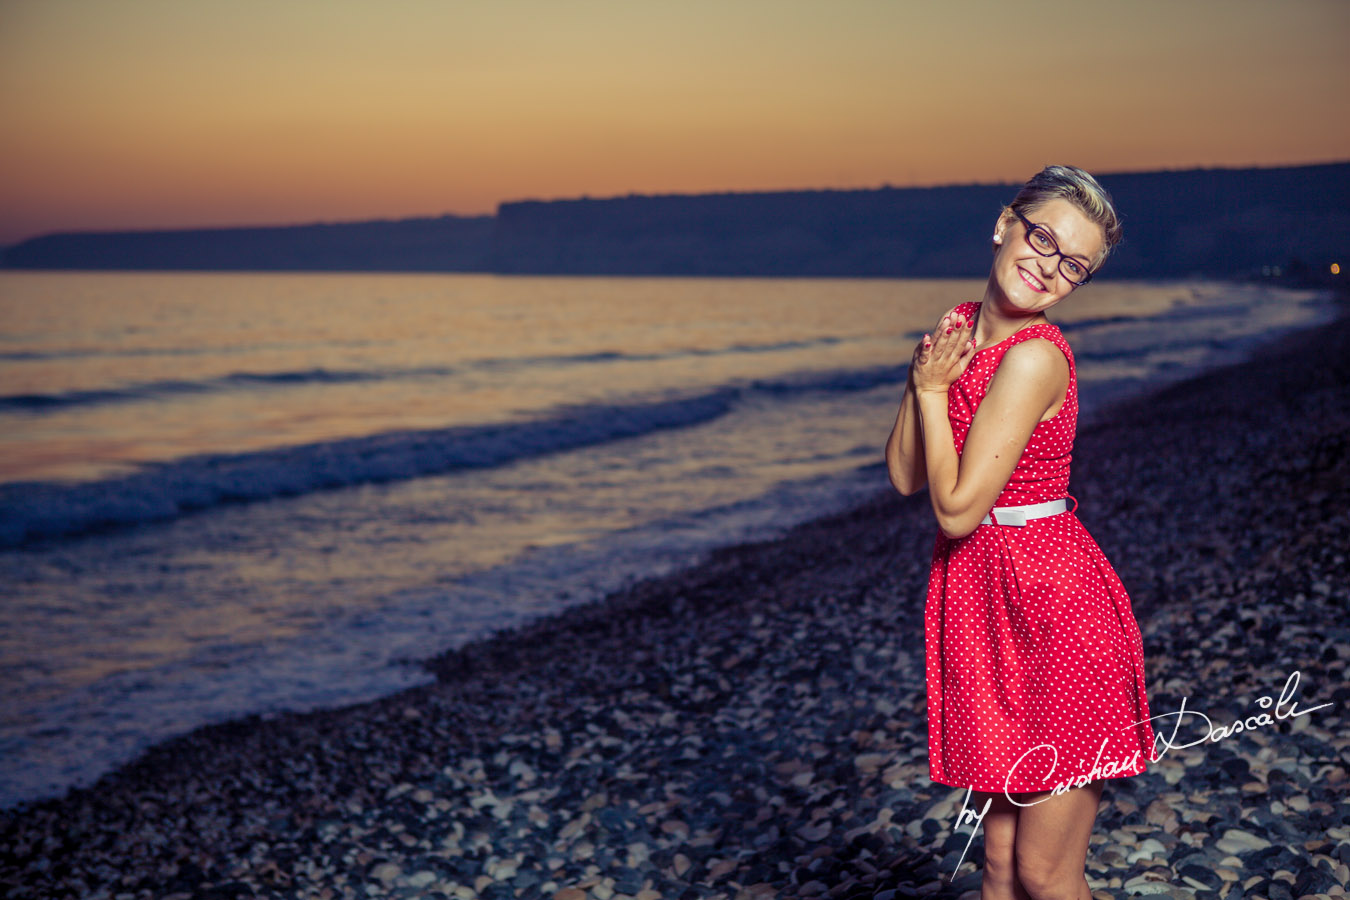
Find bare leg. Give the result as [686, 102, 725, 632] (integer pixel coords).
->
[1011, 780, 1104, 900]
[975, 791, 1031, 900]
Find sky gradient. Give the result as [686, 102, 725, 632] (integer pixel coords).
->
[1, 0, 1347, 244]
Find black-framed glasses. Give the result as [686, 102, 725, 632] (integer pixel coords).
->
[1011, 207, 1094, 286]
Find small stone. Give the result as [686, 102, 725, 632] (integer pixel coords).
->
[554, 890, 587, 900]
[614, 869, 645, 895]
[1126, 838, 1167, 864]
[1122, 874, 1170, 896]
[1294, 867, 1339, 894]
[660, 819, 690, 839]
[1178, 864, 1219, 889]
[488, 859, 519, 880]
[625, 843, 650, 868]
[708, 859, 738, 880]
[797, 821, 832, 842]
[1215, 828, 1272, 855]
[407, 871, 437, 889]
[855, 753, 888, 773]
[371, 862, 402, 883]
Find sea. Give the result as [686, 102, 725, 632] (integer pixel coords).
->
[0, 271, 1335, 810]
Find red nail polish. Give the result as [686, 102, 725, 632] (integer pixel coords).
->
[945, 328, 952, 334]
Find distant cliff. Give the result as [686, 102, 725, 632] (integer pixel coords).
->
[1, 216, 495, 272]
[5, 163, 1347, 279]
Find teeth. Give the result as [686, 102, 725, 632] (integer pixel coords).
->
[1020, 268, 1045, 291]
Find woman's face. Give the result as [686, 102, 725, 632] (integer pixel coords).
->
[991, 198, 1105, 314]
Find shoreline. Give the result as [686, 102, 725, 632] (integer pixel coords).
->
[3, 290, 1349, 899]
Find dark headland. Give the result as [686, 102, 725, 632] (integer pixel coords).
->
[3, 162, 1348, 280]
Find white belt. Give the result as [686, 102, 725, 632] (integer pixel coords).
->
[980, 497, 1073, 527]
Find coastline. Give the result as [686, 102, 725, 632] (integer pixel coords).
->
[3, 289, 1349, 899]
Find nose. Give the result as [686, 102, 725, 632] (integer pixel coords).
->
[1035, 256, 1057, 280]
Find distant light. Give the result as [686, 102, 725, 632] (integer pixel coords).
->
[1333, 263, 1342, 275]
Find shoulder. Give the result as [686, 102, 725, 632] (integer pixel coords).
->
[994, 337, 1070, 389]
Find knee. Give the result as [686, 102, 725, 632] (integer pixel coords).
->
[983, 838, 1015, 874]
[1016, 857, 1081, 900]
[982, 845, 1016, 885]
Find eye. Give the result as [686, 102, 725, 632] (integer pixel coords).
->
[1031, 228, 1054, 250]
[1064, 259, 1085, 279]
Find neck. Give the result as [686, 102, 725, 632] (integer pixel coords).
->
[973, 298, 1048, 349]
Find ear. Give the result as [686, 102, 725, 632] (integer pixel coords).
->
[994, 206, 1018, 237]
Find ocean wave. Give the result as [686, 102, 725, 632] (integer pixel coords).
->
[467, 335, 843, 370]
[0, 363, 906, 548]
[0, 367, 456, 413]
[1, 335, 852, 415]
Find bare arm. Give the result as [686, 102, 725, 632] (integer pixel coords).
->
[886, 305, 972, 495]
[911, 312, 1068, 539]
[884, 364, 927, 495]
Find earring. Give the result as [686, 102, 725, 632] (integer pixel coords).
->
[992, 234, 1002, 244]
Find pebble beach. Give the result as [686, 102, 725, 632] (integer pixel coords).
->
[3, 290, 1349, 900]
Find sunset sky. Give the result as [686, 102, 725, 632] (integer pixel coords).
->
[1, 0, 1346, 244]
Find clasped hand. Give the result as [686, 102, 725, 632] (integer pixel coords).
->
[911, 307, 976, 394]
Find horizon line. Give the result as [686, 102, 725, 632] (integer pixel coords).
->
[7, 157, 1349, 247]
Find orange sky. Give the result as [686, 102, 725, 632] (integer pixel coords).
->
[1, 0, 1347, 244]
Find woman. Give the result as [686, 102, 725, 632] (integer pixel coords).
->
[884, 165, 1156, 900]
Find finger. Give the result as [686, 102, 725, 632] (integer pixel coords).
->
[946, 326, 972, 361]
[936, 319, 961, 355]
[934, 319, 955, 350]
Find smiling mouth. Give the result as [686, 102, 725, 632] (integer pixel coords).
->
[1018, 267, 1048, 293]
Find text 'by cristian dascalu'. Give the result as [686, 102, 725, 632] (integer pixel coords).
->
[943, 669, 1332, 878]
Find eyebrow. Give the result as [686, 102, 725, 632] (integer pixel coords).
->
[1030, 219, 1094, 265]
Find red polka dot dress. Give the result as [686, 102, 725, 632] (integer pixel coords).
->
[924, 301, 1156, 794]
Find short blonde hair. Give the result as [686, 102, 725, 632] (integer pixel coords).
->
[1003, 165, 1121, 271]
